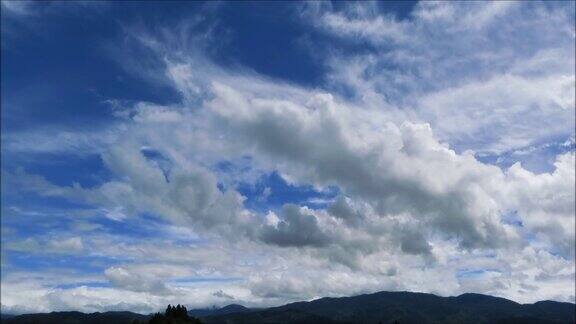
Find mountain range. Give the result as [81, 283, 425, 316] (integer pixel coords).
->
[2, 291, 574, 324]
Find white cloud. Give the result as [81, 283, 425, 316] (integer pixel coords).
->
[303, 1, 575, 155]
[49, 237, 84, 254]
[105, 267, 172, 296]
[5, 237, 84, 255]
[417, 74, 575, 154]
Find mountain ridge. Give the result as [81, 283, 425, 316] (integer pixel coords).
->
[204, 291, 575, 324]
[2, 291, 574, 324]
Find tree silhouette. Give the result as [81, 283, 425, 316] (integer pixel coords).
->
[148, 304, 201, 324]
[149, 313, 165, 324]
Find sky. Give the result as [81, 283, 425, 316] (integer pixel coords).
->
[1, 0, 575, 315]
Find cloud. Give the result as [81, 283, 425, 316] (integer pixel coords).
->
[0, 1, 34, 16]
[5, 237, 84, 255]
[306, 2, 409, 44]
[2, 125, 121, 157]
[1, 0, 109, 48]
[505, 153, 576, 258]
[104, 267, 172, 296]
[261, 204, 332, 248]
[302, 1, 575, 155]
[10, 51, 571, 264]
[1, 0, 574, 313]
[203, 83, 519, 251]
[0, 1, 108, 17]
[49, 237, 84, 254]
[212, 290, 235, 300]
[417, 74, 575, 154]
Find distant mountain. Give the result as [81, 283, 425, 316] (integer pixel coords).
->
[202, 291, 576, 324]
[2, 291, 574, 324]
[188, 304, 251, 318]
[0, 311, 149, 324]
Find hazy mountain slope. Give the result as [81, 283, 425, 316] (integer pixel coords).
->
[188, 304, 251, 318]
[1, 311, 150, 324]
[203, 291, 575, 324]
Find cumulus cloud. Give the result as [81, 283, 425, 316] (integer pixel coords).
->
[505, 153, 576, 258]
[261, 204, 332, 248]
[105, 267, 172, 296]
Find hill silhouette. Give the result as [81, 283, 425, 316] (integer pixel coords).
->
[0, 311, 149, 324]
[203, 291, 575, 324]
[2, 291, 574, 324]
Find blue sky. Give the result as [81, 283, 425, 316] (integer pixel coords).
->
[1, 0, 575, 314]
